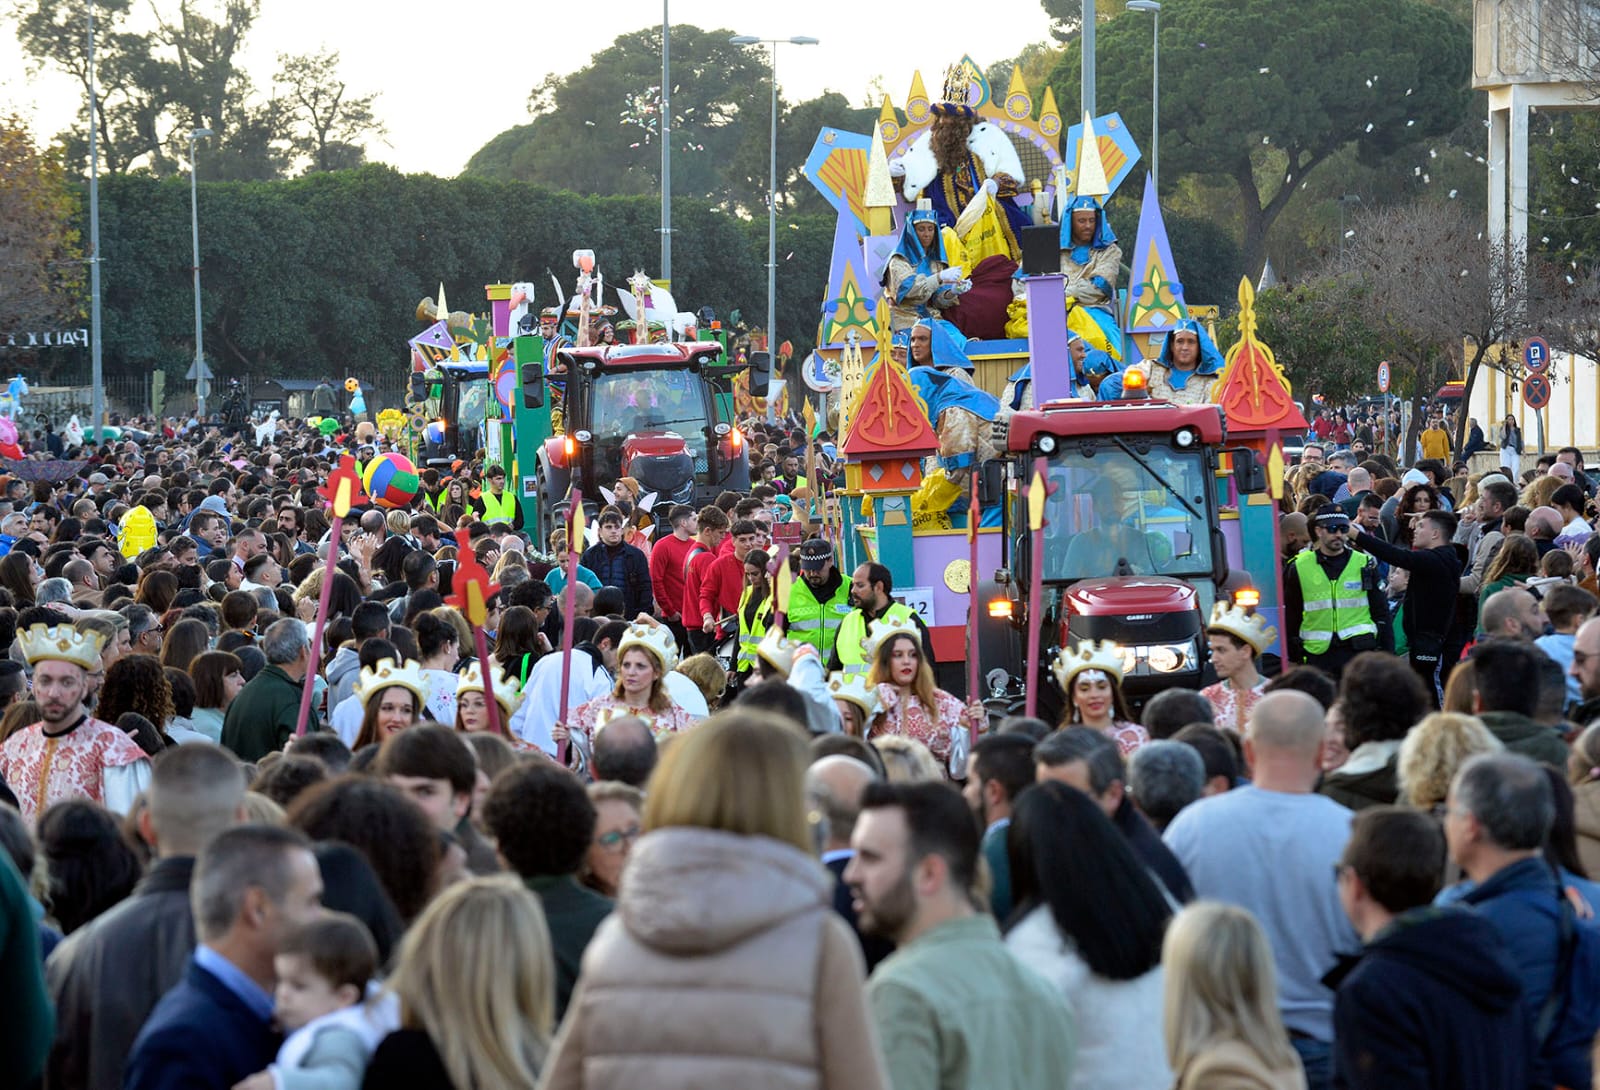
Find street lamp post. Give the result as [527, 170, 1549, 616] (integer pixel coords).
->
[87, 1, 103, 438]
[188, 127, 214, 419]
[730, 33, 818, 423]
[1126, 0, 1160, 193]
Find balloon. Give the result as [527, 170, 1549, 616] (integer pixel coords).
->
[361, 452, 420, 509]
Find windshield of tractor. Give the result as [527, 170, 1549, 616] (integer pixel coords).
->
[1040, 444, 1213, 580]
[589, 369, 709, 457]
[457, 380, 489, 434]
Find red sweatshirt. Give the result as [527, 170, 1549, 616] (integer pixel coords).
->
[699, 551, 746, 625]
[682, 545, 717, 628]
[650, 534, 697, 622]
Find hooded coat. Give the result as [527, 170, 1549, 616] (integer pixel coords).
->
[1327, 905, 1530, 1090]
[538, 827, 887, 1090]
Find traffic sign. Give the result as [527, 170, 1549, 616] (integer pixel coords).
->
[1523, 372, 1553, 410]
[1377, 361, 1391, 393]
[1525, 336, 1551, 373]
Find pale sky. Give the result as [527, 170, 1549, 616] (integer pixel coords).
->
[1, 0, 1059, 175]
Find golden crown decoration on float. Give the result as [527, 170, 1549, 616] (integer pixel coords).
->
[756, 629, 803, 678]
[617, 622, 679, 674]
[457, 659, 525, 715]
[19, 624, 106, 670]
[862, 615, 922, 663]
[1051, 638, 1127, 690]
[826, 671, 881, 717]
[1207, 601, 1279, 655]
[355, 657, 430, 707]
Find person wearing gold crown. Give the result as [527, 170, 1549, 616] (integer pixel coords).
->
[909, 65, 1031, 246]
[882, 200, 967, 332]
[1200, 602, 1278, 734]
[0, 623, 151, 821]
[865, 616, 984, 775]
[558, 622, 693, 769]
[827, 671, 883, 737]
[351, 657, 428, 751]
[1053, 639, 1149, 756]
[455, 658, 534, 751]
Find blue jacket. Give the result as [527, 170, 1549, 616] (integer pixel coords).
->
[124, 956, 279, 1090]
[1328, 905, 1529, 1090]
[579, 541, 654, 617]
[1449, 857, 1599, 1090]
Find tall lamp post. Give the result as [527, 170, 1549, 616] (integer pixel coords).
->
[730, 33, 818, 423]
[1126, 0, 1160, 194]
[87, 1, 103, 438]
[661, 0, 671, 282]
[187, 127, 214, 419]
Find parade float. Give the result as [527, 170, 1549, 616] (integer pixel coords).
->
[804, 57, 1302, 702]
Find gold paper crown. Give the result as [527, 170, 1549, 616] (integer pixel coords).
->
[826, 671, 881, 717]
[355, 657, 430, 708]
[617, 622, 678, 674]
[1207, 601, 1279, 655]
[19, 623, 105, 670]
[756, 629, 802, 678]
[862, 615, 922, 663]
[1051, 638, 1126, 691]
[457, 659, 525, 716]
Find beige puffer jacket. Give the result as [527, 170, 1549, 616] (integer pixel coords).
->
[538, 827, 888, 1090]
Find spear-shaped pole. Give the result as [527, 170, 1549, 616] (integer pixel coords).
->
[296, 454, 367, 735]
[967, 472, 982, 745]
[1024, 457, 1048, 720]
[556, 490, 585, 765]
[447, 528, 503, 737]
[1266, 432, 1290, 675]
[770, 543, 793, 633]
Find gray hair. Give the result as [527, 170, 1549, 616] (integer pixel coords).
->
[119, 602, 158, 640]
[262, 617, 309, 665]
[1128, 740, 1205, 829]
[36, 578, 73, 606]
[1034, 726, 1124, 794]
[1452, 752, 1554, 852]
[191, 824, 312, 941]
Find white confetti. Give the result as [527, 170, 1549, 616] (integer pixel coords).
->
[1566, 242, 1574, 250]
[1260, 67, 1270, 73]
[1569, 275, 1576, 284]
[1365, 78, 1373, 88]
[1405, 87, 1413, 95]
[1262, 136, 1271, 144]
[1449, 189, 1458, 198]
[1414, 166, 1422, 176]
[1430, 149, 1438, 159]
[1286, 173, 1293, 184]
[1365, 123, 1374, 132]
[1573, 177, 1582, 185]
[1460, 269, 1469, 277]
[785, 252, 793, 260]
[1406, 119, 1415, 127]
[1475, 155, 1486, 163]
[1345, 230, 1356, 238]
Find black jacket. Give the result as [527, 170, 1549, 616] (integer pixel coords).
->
[825, 853, 894, 971]
[46, 856, 197, 1090]
[1328, 906, 1530, 1090]
[579, 541, 655, 617]
[1353, 532, 1463, 654]
[364, 1029, 454, 1090]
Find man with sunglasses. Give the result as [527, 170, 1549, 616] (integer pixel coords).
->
[1284, 505, 1392, 680]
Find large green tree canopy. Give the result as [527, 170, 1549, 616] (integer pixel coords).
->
[1049, 0, 1471, 279]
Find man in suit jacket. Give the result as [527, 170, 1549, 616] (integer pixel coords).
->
[808, 754, 894, 969]
[125, 825, 324, 1090]
[48, 744, 247, 1090]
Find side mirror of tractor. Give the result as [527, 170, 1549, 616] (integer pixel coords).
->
[1230, 447, 1267, 494]
[514, 335, 545, 410]
[748, 351, 772, 399]
[979, 459, 1006, 507]
[408, 373, 429, 402]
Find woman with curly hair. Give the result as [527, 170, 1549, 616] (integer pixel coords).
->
[98, 653, 175, 737]
[1395, 711, 1503, 811]
[1394, 482, 1439, 547]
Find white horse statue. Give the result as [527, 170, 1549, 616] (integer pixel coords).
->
[892, 121, 1027, 204]
[253, 409, 281, 446]
[508, 281, 538, 333]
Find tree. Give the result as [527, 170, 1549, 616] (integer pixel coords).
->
[1216, 278, 1386, 407]
[1329, 202, 1524, 456]
[274, 49, 385, 173]
[0, 118, 84, 333]
[1531, 112, 1600, 270]
[1047, 0, 1472, 280]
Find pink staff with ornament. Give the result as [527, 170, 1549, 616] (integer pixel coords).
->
[447, 527, 504, 738]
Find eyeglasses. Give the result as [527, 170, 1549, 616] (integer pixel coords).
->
[595, 825, 641, 851]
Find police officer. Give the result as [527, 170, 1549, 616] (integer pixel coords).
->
[1283, 504, 1393, 678]
[786, 538, 851, 663]
[829, 561, 933, 674]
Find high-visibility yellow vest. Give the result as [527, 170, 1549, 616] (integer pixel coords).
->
[736, 586, 773, 673]
[786, 577, 851, 659]
[480, 488, 517, 523]
[1292, 549, 1377, 654]
[836, 602, 916, 674]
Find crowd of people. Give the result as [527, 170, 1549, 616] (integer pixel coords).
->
[0, 403, 1597, 1090]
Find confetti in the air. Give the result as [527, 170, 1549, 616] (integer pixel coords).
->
[1405, 87, 1413, 95]
[1430, 149, 1438, 159]
[1345, 230, 1356, 238]
[1263, 136, 1271, 144]
[1424, 174, 1431, 183]
[1573, 177, 1582, 185]
[1260, 67, 1270, 73]
[1365, 78, 1373, 87]
[1365, 123, 1374, 132]
[1449, 189, 1459, 198]
[1460, 270, 1469, 277]
[1406, 120, 1415, 127]
[1414, 167, 1422, 176]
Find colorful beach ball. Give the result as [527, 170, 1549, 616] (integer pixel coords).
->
[362, 452, 420, 509]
